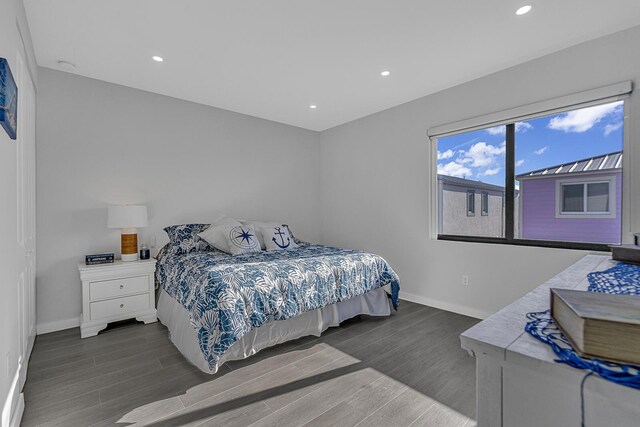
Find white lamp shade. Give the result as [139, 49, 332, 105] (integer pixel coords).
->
[107, 205, 148, 229]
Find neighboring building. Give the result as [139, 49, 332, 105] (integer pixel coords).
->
[516, 151, 622, 244]
[438, 175, 518, 238]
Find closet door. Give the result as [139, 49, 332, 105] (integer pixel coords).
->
[27, 68, 36, 350]
[15, 50, 36, 389]
[25, 59, 36, 354]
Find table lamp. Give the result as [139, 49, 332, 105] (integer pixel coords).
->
[107, 205, 148, 261]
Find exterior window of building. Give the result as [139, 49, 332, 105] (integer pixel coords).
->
[587, 182, 610, 213]
[481, 192, 489, 216]
[559, 180, 612, 215]
[435, 98, 624, 250]
[562, 184, 584, 212]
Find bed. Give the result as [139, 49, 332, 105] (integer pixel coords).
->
[155, 241, 400, 374]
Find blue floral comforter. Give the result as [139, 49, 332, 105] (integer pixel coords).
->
[156, 243, 400, 370]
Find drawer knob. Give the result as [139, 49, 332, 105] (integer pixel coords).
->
[120, 304, 124, 308]
[119, 284, 124, 289]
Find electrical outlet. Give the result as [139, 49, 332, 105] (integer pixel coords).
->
[462, 275, 469, 286]
[5, 352, 10, 378]
[150, 236, 157, 248]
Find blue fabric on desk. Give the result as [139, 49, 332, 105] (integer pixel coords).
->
[587, 262, 640, 295]
[525, 262, 640, 390]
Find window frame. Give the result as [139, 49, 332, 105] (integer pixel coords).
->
[556, 176, 616, 218]
[481, 191, 489, 216]
[429, 87, 631, 252]
[467, 190, 476, 217]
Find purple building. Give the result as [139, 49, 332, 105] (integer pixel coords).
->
[516, 151, 622, 245]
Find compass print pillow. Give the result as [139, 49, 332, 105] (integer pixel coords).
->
[223, 225, 262, 255]
[261, 225, 298, 251]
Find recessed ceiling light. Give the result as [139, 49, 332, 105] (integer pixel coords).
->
[309, 105, 317, 109]
[57, 60, 76, 72]
[516, 5, 532, 15]
[152, 56, 164, 62]
[380, 71, 391, 77]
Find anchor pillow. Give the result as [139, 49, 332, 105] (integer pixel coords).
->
[222, 224, 262, 255]
[261, 225, 298, 251]
[241, 221, 298, 249]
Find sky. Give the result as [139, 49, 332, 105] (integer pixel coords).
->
[437, 100, 624, 187]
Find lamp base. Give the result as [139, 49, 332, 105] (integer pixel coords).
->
[121, 252, 139, 262]
[121, 228, 139, 262]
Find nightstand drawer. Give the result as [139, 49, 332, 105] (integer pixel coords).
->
[90, 275, 149, 301]
[90, 293, 149, 320]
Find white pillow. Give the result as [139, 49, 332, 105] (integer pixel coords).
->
[261, 225, 298, 251]
[223, 224, 261, 255]
[197, 216, 242, 253]
[241, 220, 294, 249]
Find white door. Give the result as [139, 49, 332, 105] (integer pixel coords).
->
[15, 50, 36, 389]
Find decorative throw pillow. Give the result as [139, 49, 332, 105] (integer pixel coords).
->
[197, 216, 243, 254]
[222, 224, 261, 255]
[241, 220, 297, 249]
[163, 223, 213, 255]
[261, 226, 298, 251]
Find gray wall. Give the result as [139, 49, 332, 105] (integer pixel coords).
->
[36, 69, 321, 330]
[320, 26, 640, 318]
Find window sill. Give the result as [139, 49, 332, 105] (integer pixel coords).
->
[437, 234, 611, 252]
[556, 212, 616, 219]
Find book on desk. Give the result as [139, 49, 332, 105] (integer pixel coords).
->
[610, 244, 640, 264]
[85, 252, 115, 265]
[551, 288, 640, 365]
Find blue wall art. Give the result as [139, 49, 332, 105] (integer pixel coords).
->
[0, 58, 18, 140]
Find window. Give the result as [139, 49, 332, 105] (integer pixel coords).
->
[435, 125, 506, 238]
[562, 182, 611, 214]
[433, 95, 626, 250]
[587, 183, 610, 213]
[467, 190, 475, 216]
[481, 192, 489, 216]
[556, 178, 615, 217]
[562, 184, 584, 213]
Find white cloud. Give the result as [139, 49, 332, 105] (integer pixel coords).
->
[534, 146, 548, 155]
[437, 149, 454, 160]
[463, 141, 505, 167]
[547, 101, 623, 133]
[485, 122, 533, 135]
[515, 159, 525, 167]
[486, 126, 505, 135]
[439, 140, 507, 179]
[480, 167, 501, 176]
[437, 161, 472, 178]
[604, 121, 623, 136]
[516, 122, 533, 133]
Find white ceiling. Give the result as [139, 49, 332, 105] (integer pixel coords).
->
[24, 1, 640, 131]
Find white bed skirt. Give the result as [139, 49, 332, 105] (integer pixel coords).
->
[157, 287, 392, 373]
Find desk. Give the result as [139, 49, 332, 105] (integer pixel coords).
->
[461, 254, 640, 427]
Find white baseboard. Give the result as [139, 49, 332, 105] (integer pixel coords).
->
[2, 364, 23, 427]
[9, 395, 23, 427]
[36, 316, 80, 335]
[399, 291, 492, 320]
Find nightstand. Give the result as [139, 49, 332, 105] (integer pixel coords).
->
[78, 259, 157, 338]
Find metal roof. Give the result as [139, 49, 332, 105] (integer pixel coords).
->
[437, 174, 506, 192]
[516, 151, 622, 180]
